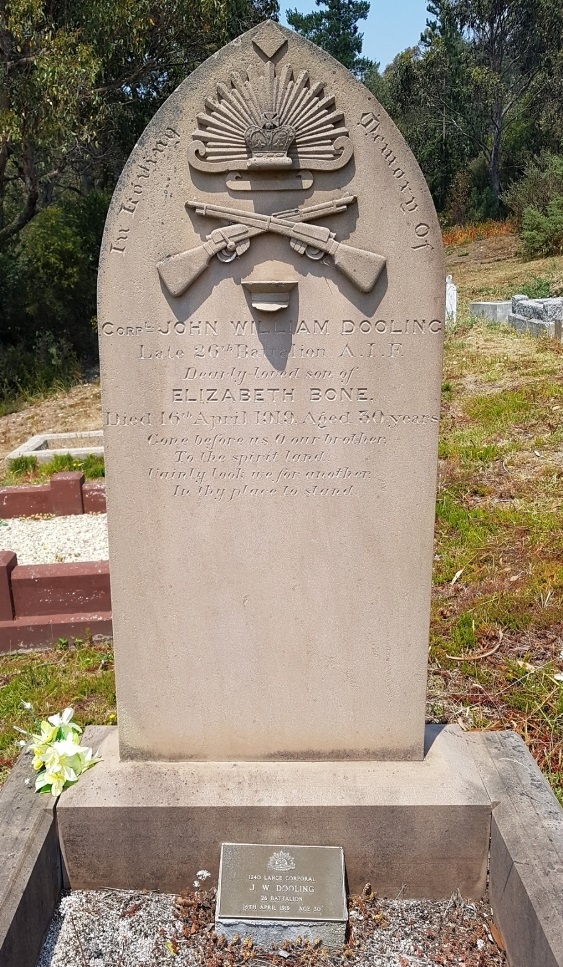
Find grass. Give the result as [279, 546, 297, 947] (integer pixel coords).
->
[429, 316, 563, 805]
[1, 452, 105, 487]
[0, 640, 116, 787]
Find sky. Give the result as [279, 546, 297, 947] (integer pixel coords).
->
[281, 0, 430, 70]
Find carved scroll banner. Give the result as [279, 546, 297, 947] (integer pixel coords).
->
[98, 21, 445, 762]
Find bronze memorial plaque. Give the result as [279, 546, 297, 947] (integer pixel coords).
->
[217, 843, 346, 922]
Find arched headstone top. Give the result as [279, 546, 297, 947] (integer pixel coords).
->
[98, 21, 445, 762]
[100, 20, 442, 310]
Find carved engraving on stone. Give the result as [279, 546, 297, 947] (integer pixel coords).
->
[242, 279, 298, 312]
[226, 171, 314, 192]
[252, 21, 288, 60]
[267, 850, 296, 872]
[157, 195, 386, 296]
[188, 63, 353, 174]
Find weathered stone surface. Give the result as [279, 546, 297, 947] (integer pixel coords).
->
[511, 296, 563, 322]
[98, 20, 444, 762]
[0, 752, 61, 967]
[468, 731, 563, 967]
[57, 725, 491, 898]
[508, 313, 552, 338]
[468, 301, 511, 323]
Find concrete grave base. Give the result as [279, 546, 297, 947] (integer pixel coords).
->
[57, 725, 491, 899]
[469, 301, 512, 323]
[2, 728, 562, 967]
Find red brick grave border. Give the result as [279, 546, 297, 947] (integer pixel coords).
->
[0, 472, 111, 650]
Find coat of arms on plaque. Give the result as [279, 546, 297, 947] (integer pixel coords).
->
[267, 850, 296, 872]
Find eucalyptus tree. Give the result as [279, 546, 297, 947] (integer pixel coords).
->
[0, 0, 278, 246]
[286, 0, 374, 79]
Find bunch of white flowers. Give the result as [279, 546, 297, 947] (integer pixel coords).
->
[16, 704, 101, 797]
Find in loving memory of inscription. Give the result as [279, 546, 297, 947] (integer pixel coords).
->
[110, 127, 181, 254]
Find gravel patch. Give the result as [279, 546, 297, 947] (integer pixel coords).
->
[37, 888, 507, 967]
[0, 513, 108, 564]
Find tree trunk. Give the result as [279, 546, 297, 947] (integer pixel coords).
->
[488, 98, 503, 212]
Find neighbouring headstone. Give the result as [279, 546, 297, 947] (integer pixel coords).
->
[446, 275, 457, 323]
[98, 20, 445, 763]
[508, 295, 563, 340]
[215, 843, 347, 946]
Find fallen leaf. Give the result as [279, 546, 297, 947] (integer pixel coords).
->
[451, 567, 465, 585]
[489, 922, 505, 950]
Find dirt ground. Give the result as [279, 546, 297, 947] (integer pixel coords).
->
[0, 380, 102, 462]
[446, 233, 563, 307]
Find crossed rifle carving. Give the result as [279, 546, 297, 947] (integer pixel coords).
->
[157, 194, 386, 296]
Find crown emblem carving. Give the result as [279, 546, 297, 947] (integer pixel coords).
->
[267, 850, 296, 872]
[244, 112, 296, 167]
[188, 62, 353, 174]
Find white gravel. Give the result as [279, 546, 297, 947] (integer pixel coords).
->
[0, 514, 108, 565]
[36, 889, 506, 967]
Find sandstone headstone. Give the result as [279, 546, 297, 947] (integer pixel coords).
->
[98, 20, 445, 762]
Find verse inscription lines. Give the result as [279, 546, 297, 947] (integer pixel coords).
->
[103, 415, 438, 502]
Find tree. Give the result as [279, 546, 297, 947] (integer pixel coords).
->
[286, 0, 374, 79]
[367, 10, 477, 216]
[0, 0, 279, 247]
[426, 0, 563, 210]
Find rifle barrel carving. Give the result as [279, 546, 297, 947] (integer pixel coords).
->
[157, 195, 386, 296]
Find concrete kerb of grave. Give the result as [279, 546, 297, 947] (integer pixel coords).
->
[469, 295, 563, 341]
[0, 751, 62, 967]
[5, 431, 104, 466]
[0, 728, 562, 967]
[468, 301, 512, 324]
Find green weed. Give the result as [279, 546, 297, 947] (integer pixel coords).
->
[0, 453, 105, 487]
[6, 455, 39, 476]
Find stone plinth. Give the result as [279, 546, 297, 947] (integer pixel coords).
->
[57, 725, 491, 899]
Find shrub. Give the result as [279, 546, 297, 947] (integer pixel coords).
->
[0, 190, 109, 408]
[521, 196, 563, 257]
[518, 277, 551, 299]
[504, 154, 563, 228]
[0, 333, 81, 413]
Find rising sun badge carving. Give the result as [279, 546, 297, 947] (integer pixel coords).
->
[188, 62, 353, 174]
[267, 850, 296, 872]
